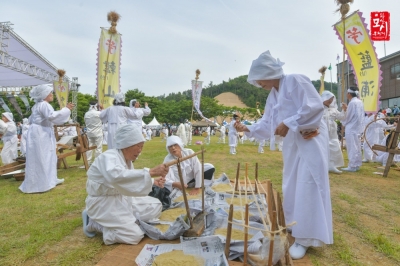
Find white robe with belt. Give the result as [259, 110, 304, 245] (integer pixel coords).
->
[1, 121, 18, 164]
[228, 121, 238, 147]
[176, 123, 187, 145]
[100, 106, 140, 149]
[245, 74, 332, 247]
[19, 102, 70, 193]
[127, 106, 151, 129]
[85, 149, 161, 245]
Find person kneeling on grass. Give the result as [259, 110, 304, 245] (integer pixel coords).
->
[82, 124, 168, 245]
[163, 136, 215, 199]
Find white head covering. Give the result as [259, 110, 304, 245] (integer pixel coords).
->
[247, 50, 285, 87]
[166, 136, 184, 154]
[115, 124, 145, 149]
[2, 112, 13, 122]
[114, 92, 125, 103]
[68, 118, 74, 124]
[88, 103, 97, 111]
[321, 91, 338, 108]
[347, 88, 359, 96]
[23, 118, 29, 125]
[129, 99, 137, 108]
[29, 84, 53, 102]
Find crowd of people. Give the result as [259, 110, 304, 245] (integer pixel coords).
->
[1, 50, 396, 261]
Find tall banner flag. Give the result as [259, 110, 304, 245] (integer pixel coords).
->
[17, 94, 30, 114]
[53, 81, 69, 109]
[96, 11, 122, 109]
[334, 11, 382, 112]
[0, 97, 11, 113]
[191, 79, 211, 123]
[6, 94, 23, 117]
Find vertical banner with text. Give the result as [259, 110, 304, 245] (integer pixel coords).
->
[53, 81, 69, 109]
[191, 80, 211, 122]
[334, 11, 382, 112]
[370, 11, 390, 41]
[96, 28, 121, 109]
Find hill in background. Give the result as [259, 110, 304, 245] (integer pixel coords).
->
[213, 92, 248, 108]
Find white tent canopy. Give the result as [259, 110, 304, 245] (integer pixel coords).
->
[147, 116, 161, 129]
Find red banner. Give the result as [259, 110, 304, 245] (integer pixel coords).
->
[370, 11, 390, 41]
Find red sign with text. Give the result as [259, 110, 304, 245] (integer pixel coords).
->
[370, 11, 390, 41]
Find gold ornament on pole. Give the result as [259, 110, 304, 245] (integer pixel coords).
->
[57, 69, 66, 84]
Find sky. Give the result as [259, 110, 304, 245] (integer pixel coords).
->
[1, 0, 399, 97]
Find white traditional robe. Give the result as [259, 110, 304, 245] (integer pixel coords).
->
[205, 126, 211, 144]
[245, 74, 332, 247]
[342, 97, 365, 168]
[127, 106, 151, 129]
[85, 149, 161, 245]
[185, 123, 192, 145]
[19, 102, 70, 193]
[20, 123, 30, 156]
[100, 106, 139, 149]
[84, 109, 104, 162]
[1, 121, 18, 164]
[163, 148, 207, 199]
[102, 123, 108, 145]
[228, 121, 238, 154]
[146, 129, 152, 140]
[176, 123, 187, 145]
[218, 125, 226, 143]
[323, 105, 346, 168]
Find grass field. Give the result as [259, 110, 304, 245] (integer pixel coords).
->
[0, 135, 400, 265]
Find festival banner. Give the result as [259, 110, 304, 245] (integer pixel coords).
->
[17, 94, 30, 114]
[53, 81, 69, 109]
[6, 94, 22, 117]
[191, 80, 211, 122]
[96, 28, 121, 109]
[334, 11, 382, 112]
[0, 97, 11, 113]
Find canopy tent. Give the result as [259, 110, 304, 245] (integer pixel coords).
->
[0, 22, 68, 89]
[147, 117, 161, 129]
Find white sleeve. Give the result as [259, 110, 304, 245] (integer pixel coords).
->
[143, 106, 151, 116]
[41, 104, 71, 125]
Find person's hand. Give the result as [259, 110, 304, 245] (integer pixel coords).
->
[66, 102, 75, 110]
[189, 187, 201, 195]
[234, 122, 249, 132]
[154, 176, 166, 188]
[149, 163, 169, 177]
[99, 104, 104, 110]
[145, 102, 148, 107]
[173, 181, 187, 190]
[341, 103, 347, 111]
[301, 129, 319, 140]
[274, 122, 289, 137]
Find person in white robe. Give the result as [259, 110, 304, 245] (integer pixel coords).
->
[258, 139, 265, 153]
[161, 127, 169, 142]
[228, 115, 239, 154]
[321, 91, 346, 174]
[341, 87, 365, 172]
[20, 118, 30, 157]
[19, 85, 73, 193]
[176, 121, 187, 145]
[204, 125, 211, 145]
[64, 119, 77, 136]
[84, 102, 103, 164]
[185, 120, 192, 145]
[82, 124, 168, 245]
[364, 115, 393, 162]
[0, 112, 18, 165]
[235, 50, 332, 260]
[163, 136, 215, 199]
[217, 124, 226, 144]
[100, 92, 140, 149]
[128, 99, 151, 129]
[146, 128, 152, 141]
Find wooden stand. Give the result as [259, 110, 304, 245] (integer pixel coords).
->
[372, 121, 400, 177]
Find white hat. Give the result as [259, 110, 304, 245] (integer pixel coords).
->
[166, 136, 184, 154]
[23, 118, 29, 125]
[247, 50, 285, 87]
[115, 124, 145, 149]
[2, 112, 13, 122]
[321, 91, 338, 108]
[114, 92, 125, 103]
[129, 99, 137, 108]
[29, 84, 53, 102]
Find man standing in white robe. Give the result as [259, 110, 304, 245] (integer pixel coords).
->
[19, 85, 73, 193]
[0, 112, 18, 165]
[321, 91, 346, 174]
[235, 50, 332, 260]
[128, 99, 151, 129]
[84, 102, 103, 164]
[341, 87, 365, 172]
[204, 125, 211, 145]
[20, 118, 30, 157]
[185, 120, 192, 145]
[218, 124, 226, 144]
[228, 115, 239, 154]
[176, 120, 187, 146]
[82, 124, 168, 245]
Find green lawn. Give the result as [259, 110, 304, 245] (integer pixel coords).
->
[0, 135, 400, 265]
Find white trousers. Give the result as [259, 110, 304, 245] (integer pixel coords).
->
[86, 135, 103, 162]
[345, 132, 362, 168]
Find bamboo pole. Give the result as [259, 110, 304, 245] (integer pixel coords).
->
[176, 159, 193, 228]
[164, 149, 206, 167]
[243, 204, 249, 266]
[268, 211, 277, 266]
[235, 163, 240, 191]
[224, 204, 234, 259]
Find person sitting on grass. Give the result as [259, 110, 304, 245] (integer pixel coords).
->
[82, 124, 168, 245]
[163, 136, 215, 199]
